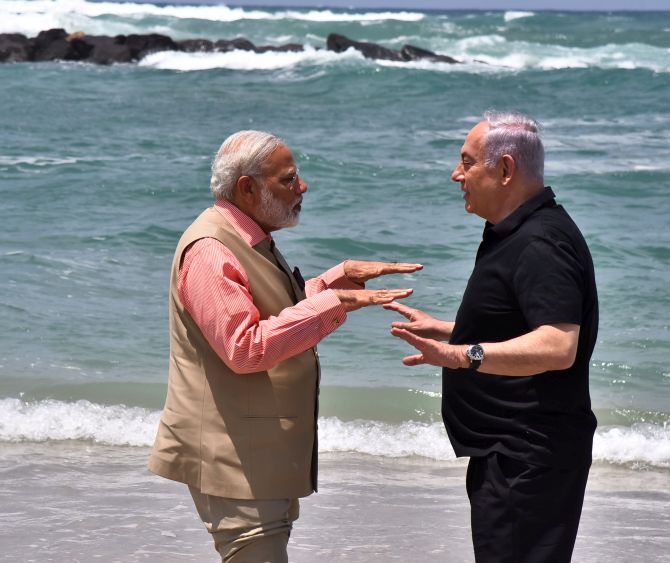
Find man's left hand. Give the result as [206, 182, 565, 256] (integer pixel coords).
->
[343, 260, 423, 285]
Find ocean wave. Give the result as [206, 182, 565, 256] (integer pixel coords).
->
[129, 41, 670, 75]
[448, 36, 670, 73]
[319, 417, 455, 460]
[0, 0, 424, 35]
[137, 46, 475, 74]
[0, 155, 79, 167]
[141, 46, 468, 74]
[0, 398, 159, 447]
[1, 398, 668, 468]
[274, 9, 424, 23]
[0, 154, 151, 168]
[504, 11, 535, 22]
[138, 45, 362, 72]
[594, 424, 670, 468]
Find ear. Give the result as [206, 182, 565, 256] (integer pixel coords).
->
[500, 154, 516, 186]
[234, 175, 257, 206]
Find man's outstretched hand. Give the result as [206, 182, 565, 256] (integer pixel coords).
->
[343, 260, 423, 285]
[384, 301, 454, 341]
[334, 288, 413, 312]
[390, 327, 467, 368]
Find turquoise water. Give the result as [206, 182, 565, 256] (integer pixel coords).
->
[1, 2, 669, 466]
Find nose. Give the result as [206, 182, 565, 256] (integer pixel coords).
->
[451, 163, 464, 183]
[297, 175, 308, 193]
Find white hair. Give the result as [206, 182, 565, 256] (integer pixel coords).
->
[482, 110, 544, 183]
[210, 130, 284, 200]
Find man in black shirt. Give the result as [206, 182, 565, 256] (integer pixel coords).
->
[387, 111, 598, 563]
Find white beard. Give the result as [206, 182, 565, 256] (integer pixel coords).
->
[256, 185, 300, 230]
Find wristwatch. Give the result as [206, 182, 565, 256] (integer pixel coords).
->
[466, 344, 484, 370]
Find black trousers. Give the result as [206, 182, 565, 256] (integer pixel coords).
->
[466, 452, 590, 563]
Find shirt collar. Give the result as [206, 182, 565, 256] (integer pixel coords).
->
[484, 186, 556, 240]
[214, 199, 272, 247]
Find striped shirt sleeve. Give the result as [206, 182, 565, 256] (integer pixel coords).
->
[305, 262, 364, 296]
[179, 237, 347, 374]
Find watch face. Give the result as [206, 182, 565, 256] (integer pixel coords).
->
[468, 344, 484, 361]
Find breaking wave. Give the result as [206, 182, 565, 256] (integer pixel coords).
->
[1, 398, 668, 468]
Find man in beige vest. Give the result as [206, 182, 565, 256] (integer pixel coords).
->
[149, 130, 421, 562]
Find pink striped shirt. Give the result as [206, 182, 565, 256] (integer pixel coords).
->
[178, 200, 359, 374]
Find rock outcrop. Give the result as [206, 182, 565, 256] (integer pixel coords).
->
[326, 33, 460, 64]
[0, 29, 463, 66]
[0, 33, 33, 62]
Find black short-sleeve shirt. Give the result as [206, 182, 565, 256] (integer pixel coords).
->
[442, 187, 598, 468]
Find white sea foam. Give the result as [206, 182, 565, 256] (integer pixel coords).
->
[0, 398, 160, 447]
[449, 36, 670, 73]
[128, 40, 668, 77]
[504, 11, 535, 22]
[0, 155, 79, 166]
[275, 9, 424, 23]
[138, 45, 361, 72]
[0, 0, 423, 35]
[319, 417, 457, 460]
[594, 424, 670, 467]
[1, 398, 669, 468]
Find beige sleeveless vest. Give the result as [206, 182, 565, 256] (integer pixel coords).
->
[148, 207, 320, 499]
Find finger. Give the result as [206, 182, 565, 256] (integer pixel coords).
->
[373, 289, 413, 301]
[403, 354, 426, 366]
[387, 288, 414, 297]
[390, 327, 420, 346]
[372, 295, 397, 305]
[390, 327, 428, 347]
[388, 293, 412, 302]
[377, 263, 423, 276]
[390, 321, 414, 330]
[383, 301, 416, 318]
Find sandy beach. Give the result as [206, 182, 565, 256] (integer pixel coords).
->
[0, 443, 668, 562]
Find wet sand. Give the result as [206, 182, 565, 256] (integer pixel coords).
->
[0, 443, 668, 562]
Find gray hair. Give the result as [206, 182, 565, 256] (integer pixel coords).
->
[482, 110, 544, 183]
[210, 130, 284, 200]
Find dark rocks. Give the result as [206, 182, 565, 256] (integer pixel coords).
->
[214, 37, 256, 52]
[123, 33, 179, 60]
[0, 33, 33, 62]
[32, 28, 80, 61]
[177, 39, 215, 53]
[400, 44, 460, 64]
[78, 35, 133, 65]
[327, 33, 405, 62]
[256, 43, 305, 53]
[0, 29, 463, 66]
[327, 33, 461, 64]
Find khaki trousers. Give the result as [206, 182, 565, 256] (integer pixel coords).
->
[188, 486, 300, 563]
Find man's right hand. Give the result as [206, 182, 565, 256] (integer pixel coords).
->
[334, 288, 413, 312]
[383, 301, 454, 340]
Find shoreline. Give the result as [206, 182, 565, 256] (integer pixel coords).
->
[0, 443, 668, 562]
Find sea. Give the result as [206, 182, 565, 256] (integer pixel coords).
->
[1, 1, 669, 560]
